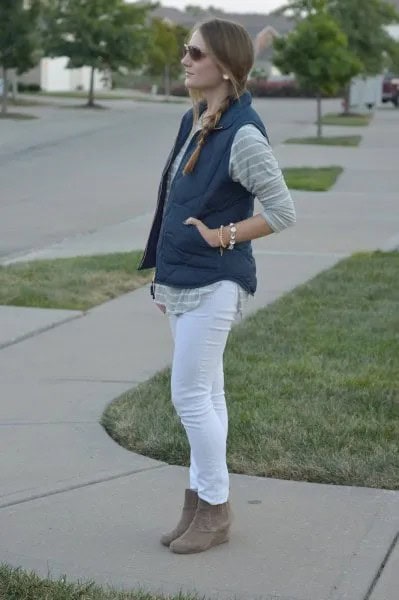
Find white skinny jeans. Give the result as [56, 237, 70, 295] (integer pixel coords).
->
[168, 280, 239, 505]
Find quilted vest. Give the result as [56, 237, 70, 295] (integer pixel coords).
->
[138, 91, 268, 295]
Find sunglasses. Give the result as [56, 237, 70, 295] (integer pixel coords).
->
[183, 43, 208, 61]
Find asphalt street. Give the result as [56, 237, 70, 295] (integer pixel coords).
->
[0, 96, 341, 260]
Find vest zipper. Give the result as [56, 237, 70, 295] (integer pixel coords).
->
[138, 123, 224, 270]
[166, 130, 201, 195]
[137, 137, 181, 270]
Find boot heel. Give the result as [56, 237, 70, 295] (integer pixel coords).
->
[160, 489, 198, 547]
[169, 499, 232, 554]
[214, 527, 230, 546]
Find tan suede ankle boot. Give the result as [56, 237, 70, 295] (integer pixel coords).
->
[169, 498, 232, 554]
[160, 489, 198, 547]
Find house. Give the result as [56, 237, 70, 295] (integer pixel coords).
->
[152, 5, 294, 75]
[19, 4, 293, 92]
[17, 0, 110, 92]
[17, 1, 399, 93]
[253, 26, 281, 77]
[19, 58, 110, 93]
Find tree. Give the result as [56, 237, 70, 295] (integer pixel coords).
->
[185, 5, 206, 17]
[146, 20, 188, 96]
[0, 0, 41, 114]
[280, 0, 399, 110]
[274, 4, 362, 136]
[184, 4, 224, 17]
[206, 5, 225, 16]
[43, 0, 155, 107]
[331, 0, 399, 72]
[385, 38, 399, 73]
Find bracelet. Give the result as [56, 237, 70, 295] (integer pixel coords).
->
[218, 225, 227, 256]
[228, 223, 237, 250]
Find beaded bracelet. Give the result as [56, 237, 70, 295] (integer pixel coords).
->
[228, 223, 237, 250]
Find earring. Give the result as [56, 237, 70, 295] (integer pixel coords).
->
[222, 74, 229, 80]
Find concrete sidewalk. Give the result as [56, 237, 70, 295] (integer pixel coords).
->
[0, 108, 398, 600]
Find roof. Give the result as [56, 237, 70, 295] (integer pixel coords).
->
[151, 5, 295, 40]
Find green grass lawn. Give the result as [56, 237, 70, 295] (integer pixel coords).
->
[22, 91, 187, 104]
[26, 90, 133, 100]
[7, 97, 44, 106]
[103, 251, 399, 490]
[282, 166, 343, 191]
[0, 564, 199, 600]
[285, 136, 362, 147]
[0, 112, 38, 120]
[0, 252, 152, 311]
[321, 113, 372, 126]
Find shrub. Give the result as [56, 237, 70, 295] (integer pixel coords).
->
[17, 83, 41, 92]
[168, 78, 342, 99]
[248, 78, 310, 98]
[247, 78, 342, 99]
[169, 83, 189, 97]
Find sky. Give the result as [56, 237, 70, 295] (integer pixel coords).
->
[138, 0, 287, 15]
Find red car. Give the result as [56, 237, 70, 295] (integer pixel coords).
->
[382, 74, 399, 106]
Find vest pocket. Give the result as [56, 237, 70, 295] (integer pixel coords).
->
[164, 232, 192, 265]
[164, 203, 212, 251]
[163, 229, 217, 271]
[191, 223, 214, 251]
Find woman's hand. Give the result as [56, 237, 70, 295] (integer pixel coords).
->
[184, 217, 219, 248]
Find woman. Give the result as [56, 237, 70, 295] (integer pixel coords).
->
[138, 18, 296, 554]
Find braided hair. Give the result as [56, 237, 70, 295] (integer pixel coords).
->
[183, 95, 232, 175]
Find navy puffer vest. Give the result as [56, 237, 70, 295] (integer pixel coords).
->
[138, 91, 268, 295]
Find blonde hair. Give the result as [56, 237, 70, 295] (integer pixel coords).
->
[183, 19, 254, 175]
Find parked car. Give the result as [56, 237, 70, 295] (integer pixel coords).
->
[382, 73, 399, 106]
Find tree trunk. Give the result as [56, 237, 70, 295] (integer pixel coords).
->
[164, 64, 170, 98]
[1, 66, 8, 114]
[11, 70, 17, 102]
[316, 92, 322, 138]
[87, 66, 95, 107]
[343, 82, 351, 115]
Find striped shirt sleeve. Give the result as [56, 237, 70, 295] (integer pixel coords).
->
[229, 124, 296, 232]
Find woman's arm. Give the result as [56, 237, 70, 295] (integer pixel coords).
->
[226, 213, 273, 243]
[230, 124, 296, 233]
[184, 214, 272, 247]
[184, 124, 296, 248]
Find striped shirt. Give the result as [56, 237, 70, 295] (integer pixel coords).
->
[154, 119, 296, 315]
